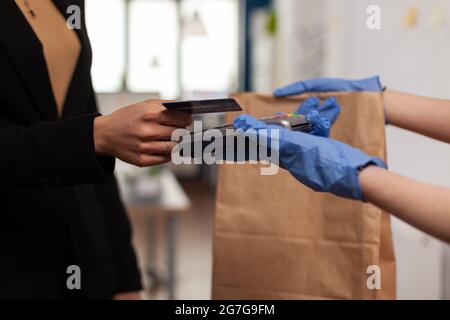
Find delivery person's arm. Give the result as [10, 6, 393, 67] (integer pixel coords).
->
[360, 166, 450, 243]
[233, 114, 450, 244]
[385, 89, 450, 144]
[275, 76, 450, 144]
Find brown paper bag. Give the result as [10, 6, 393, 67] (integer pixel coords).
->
[212, 92, 396, 300]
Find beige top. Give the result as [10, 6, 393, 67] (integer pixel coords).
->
[15, 0, 81, 116]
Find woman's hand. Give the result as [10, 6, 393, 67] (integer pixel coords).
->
[94, 100, 192, 167]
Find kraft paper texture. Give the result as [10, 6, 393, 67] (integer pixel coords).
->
[212, 92, 396, 300]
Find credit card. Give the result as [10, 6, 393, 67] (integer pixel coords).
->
[163, 98, 242, 114]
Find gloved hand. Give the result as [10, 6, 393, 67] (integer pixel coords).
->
[295, 96, 341, 138]
[233, 114, 387, 201]
[274, 76, 383, 97]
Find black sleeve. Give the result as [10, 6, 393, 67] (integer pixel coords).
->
[95, 175, 143, 294]
[0, 113, 115, 189]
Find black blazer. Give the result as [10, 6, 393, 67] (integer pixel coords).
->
[0, 0, 141, 299]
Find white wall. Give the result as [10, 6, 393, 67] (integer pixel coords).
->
[276, 0, 450, 299]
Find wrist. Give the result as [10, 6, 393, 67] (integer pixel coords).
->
[356, 157, 387, 201]
[359, 165, 387, 201]
[94, 115, 110, 155]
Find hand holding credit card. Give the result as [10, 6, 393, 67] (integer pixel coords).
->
[164, 98, 312, 133]
[167, 98, 313, 161]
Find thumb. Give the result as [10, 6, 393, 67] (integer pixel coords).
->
[312, 117, 332, 138]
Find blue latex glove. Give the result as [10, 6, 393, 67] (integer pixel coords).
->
[274, 76, 383, 97]
[296, 96, 341, 137]
[233, 114, 387, 201]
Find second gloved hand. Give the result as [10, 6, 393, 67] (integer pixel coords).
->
[233, 114, 387, 201]
[274, 76, 383, 97]
[275, 76, 388, 125]
[295, 96, 341, 138]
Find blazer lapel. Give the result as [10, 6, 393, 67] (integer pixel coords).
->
[0, 0, 59, 120]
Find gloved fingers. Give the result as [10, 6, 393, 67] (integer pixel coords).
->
[233, 114, 282, 151]
[274, 78, 351, 96]
[274, 76, 383, 97]
[311, 117, 332, 138]
[298, 96, 340, 124]
[317, 96, 341, 124]
[274, 81, 307, 97]
[233, 114, 269, 132]
[233, 114, 281, 139]
[305, 110, 326, 136]
[296, 96, 321, 115]
[305, 109, 320, 125]
[295, 97, 339, 137]
[352, 76, 383, 92]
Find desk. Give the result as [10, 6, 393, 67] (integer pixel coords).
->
[124, 169, 190, 299]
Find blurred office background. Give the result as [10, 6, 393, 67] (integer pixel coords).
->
[85, 0, 450, 299]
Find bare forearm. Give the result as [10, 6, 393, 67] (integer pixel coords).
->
[384, 89, 450, 143]
[360, 166, 450, 243]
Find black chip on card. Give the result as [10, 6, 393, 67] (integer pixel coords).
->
[163, 98, 242, 114]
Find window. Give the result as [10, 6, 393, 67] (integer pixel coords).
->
[181, 0, 239, 96]
[85, 0, 239, 98]
[127, 0, 178, 97]
[85, 0, 126, 93]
